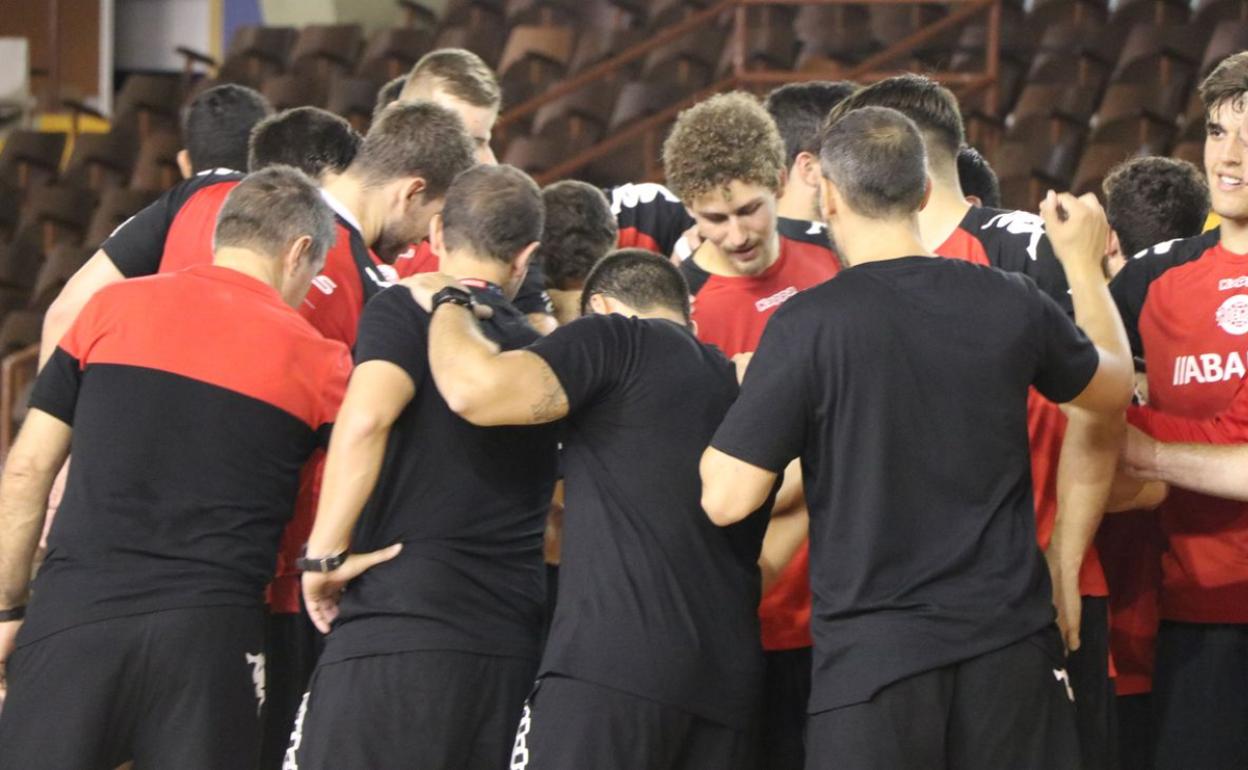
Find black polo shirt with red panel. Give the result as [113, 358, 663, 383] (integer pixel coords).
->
[1110, 228, 1248, 624]
[102, 168, 243, 277]
[19, 265, 351, 648]
[610, 182, 695, 257]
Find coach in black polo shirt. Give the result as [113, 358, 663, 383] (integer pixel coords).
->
[702, 107, 1136, 770]
[0, 166, 348, 770]
[288, 165, 557, 770]
[407, 248, 771, 769]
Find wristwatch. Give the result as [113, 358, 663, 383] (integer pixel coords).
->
[432, 285, 475, 312]
[296, 547, 348, 573]
[0, 605, 25, 622]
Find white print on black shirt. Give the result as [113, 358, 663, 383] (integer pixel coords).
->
[283, 691, 310, 770]
[1217, 294, 1248, 334]
[1053, 668, 1075, 702]
[510, 701, 533, 770]
[1171, 351, 1248, 385]
[981, 210, 1045, 261]
[246, 652, 266, 716]
[755, 286, 798, 312]
[609, 182, 680, 215]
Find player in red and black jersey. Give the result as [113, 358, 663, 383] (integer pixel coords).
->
[830, 75, 1120, 770]
[0, 168, 349, 769]
[1106, 53, 1248, 768]
[288, 166, 558, 770]
[40, 84, 272, 367]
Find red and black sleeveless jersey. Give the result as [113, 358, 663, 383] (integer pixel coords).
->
[937, 205, 1107, 598]
[23, 265, 351, 645]
[610, 183, 694, 257]
[299, 213, 393, 348]
[101, 168, 244, 277]
[680, 218, 840, 359]
[1110, 228, 1248, 622]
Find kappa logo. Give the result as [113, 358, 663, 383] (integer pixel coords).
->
[609, 182, 680, 214]
[310, 275, 337, 296]
[1220, 276, 1248, 292]
[1216, 294, 1248, 335]
[283, 691, 310, 770]
[1053, 668, 1075, 702]
[510, 701, 533, 770]
[246, 652, 266, 716]
[755, 286, 798, 313]
[981, 210, 1045, 261]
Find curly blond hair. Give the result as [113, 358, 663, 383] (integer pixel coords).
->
[662, 92, 786, 203]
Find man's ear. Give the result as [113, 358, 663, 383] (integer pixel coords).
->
[587, 293, 610, 315]
[176, 149, 194, 179]
[818, 176, 838, 222]
[403, 177, 428, 204]
[918, 176, 934, 212]
[964, 194, 984, 207]
[795, 152, 822, 189]
[513, 241, 540, 282]
[285, 235, 314, 275]
[429, 213, 446, 263]
[776, 166, 789, 193]
[1106, 228, 1122, 259]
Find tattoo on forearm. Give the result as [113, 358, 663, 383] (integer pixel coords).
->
[530, 363, 567, 423]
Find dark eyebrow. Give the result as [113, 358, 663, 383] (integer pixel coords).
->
[734, 198, 764, 215]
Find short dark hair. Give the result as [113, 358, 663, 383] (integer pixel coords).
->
[375, 75, 407, 117]
[441, 165, 544, 265]
[1199, 50, 1248, 119]
[820, 106, 928, 220]
[214, 165, 336, 267]
[580, 248, 692, 322]
[248, 107, 361, 179]
[182, 84, 273, 173]
[402, 48, 501, 108]
[826, 74, 965, 160]
[536, 181, 619, 290]
[764, 81, 858, 166]
[1103, 156, 1210, 257]
[350, 101, 476, 199]
[956, 146, 1001, 208]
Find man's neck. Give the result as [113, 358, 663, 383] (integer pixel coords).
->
[322, 173, 381, 247]
[548, 287, 582, 327]
[838, 217, 931, 268]
[694, 230, 782, 278]
[917, 178, 972, 253]
[777, 182, 818, 222]
[1220, 215, 1248, 254]
[441, 251, 513, 289]
[212, 246, 281, 289]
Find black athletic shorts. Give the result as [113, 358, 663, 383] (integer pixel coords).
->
[1152, 621, 1248, 770]
[0, 605, 265, 770]
[287, 648, 536, 770]
[1067, 596, 1118, 770]
[805, 625, 1079, 770]
[759, 647, 810, 770]
[512, 674, 757, 770]
[260, 609, 323, 770]
[1117, 694, 1153, 770]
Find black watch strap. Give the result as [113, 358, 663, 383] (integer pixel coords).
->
[295, 549, 348, 573]
[432, 285, 475, 312]
[0, 605, 26, 622]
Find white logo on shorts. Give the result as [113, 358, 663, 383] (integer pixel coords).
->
[246, 652, 266, 716]
[510, 701, 533, 770]
[283, 691, 311, 770]
[1053, 668, 1075, 702]
[1216, 295, 1248, 335]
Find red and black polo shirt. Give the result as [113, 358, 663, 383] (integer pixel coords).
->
[936, 205, 1109, 600]
[102, 168, 243, 277]
[22, 265, 350, 646]
[1110, 228, 1248, 623]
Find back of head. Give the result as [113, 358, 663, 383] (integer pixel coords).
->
[214, 165, 336, 267]
[401, 48, 502, 109]
[580, 248, 692, 322]
[820, 106, 928, 220]
[1199, 50, 1248, 117]
[441, 164, 544, 265]
[375, 75, 407, 117]
[182, 84, 273, 173]
[248, 107, 361, 180]
[1103, 156, 1210, 257]
[537, 181, 619, 290]
[662, 92, 786, 203]
[764, 81, 858, 167]
[827, 75, 964, 166]
[957, 146, 1001, 208]
[350, 101, 476, 199]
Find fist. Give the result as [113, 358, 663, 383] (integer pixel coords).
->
[1039, 190, 1111, 275]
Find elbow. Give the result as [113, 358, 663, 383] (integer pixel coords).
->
[437, 371, 504, 427]
[335, 408, 390, 447]
[701, 488, 743, 527]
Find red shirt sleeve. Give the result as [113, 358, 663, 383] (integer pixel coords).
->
[1128, 381, 1248, 446]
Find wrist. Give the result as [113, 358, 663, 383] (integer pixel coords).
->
[431, 285, 475, 313]
[0, 605, 26, 622]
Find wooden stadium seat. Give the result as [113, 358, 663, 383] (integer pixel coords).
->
[607, 81, 690, 132]
[357, 28, 434, 83]
[0, 233, 46, 292]
[498, 26, 577, 105]
[640, 27, 725, 89]
[1089, 82, 1179, 152]
[1027, 21, 1121, 91]
[435, 22, 508, 69]
[1171, 139, 1203, 165]
[532, 87, 615, 145]
[1193, 0, 1248, 27]
[84, 188, 159, 248]
[0, 182, 19, 243]
[179, 26, 298, 88]
[327, 76, 384, 133]
[62, 130, 140, 192]
[1201, 21, 1248, 77]
[21, 184, 98, 252]
[1111, 24, 1203, 88]
[716, 22, 799, 75]
[1176, 91, 1206, 143]
[1026, 0, 1108, 28]
[443, 0, 507, 28]
[0, 131, 66, 190]
[1007, 84, 1099, 145]
[647, 0, 718, 31]
[1071, 141, 1143, 197]
[288, 25, 364, 77]
[111, 74, 185, 138]
[1111, 0, 1191, 25]
[28, 243, 92, 312]
[502, 134, 593, 174]
[0, 309, 46, 356]
[794, 6, 878, 67]
[568, 27, 647, 76]
[129, 131, 183, 192]
[398, 0, 440, 30]
[260, 72, 330, 111]
[505, 0, 584, 26]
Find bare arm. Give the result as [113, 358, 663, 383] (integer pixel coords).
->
[40, 251, 124, 369]
[759, 509, 809, 594]
[301, 360, 412, 633]
[700, 448, 779, 526]
[1125, 425, 1248, 502]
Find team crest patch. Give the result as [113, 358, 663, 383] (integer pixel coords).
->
[1216, 294, 1248, 335]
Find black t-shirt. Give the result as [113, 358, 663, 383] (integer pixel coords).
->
[711, 256, 1099, 714]
[321, 284, 559, 664]
[528, 313, 768, 729]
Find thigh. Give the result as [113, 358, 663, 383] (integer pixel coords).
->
[464, 655, 539, 770]
[1066, 597, 1118, 770]
[0, 621, 138, 770]
[805, 667, 952, 770]
[949, 626, 1080, 770]
[1152, 622, 1248, 770]
[516, 675, 690, 770]
[1116, 694, 1154, 770]
[132, 606, 266, 770]
[759, 647, 810, 770]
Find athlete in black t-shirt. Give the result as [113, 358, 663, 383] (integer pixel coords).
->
[288, 166, 558, 770]
[0, 168, 347, 770]
[408, 249, 773, 770]
[702, 107, 1135, 770]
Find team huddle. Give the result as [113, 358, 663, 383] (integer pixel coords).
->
[0, 43, 1246, 770]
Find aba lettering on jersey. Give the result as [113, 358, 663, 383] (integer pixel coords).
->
[1110, 228, 1248, 622]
